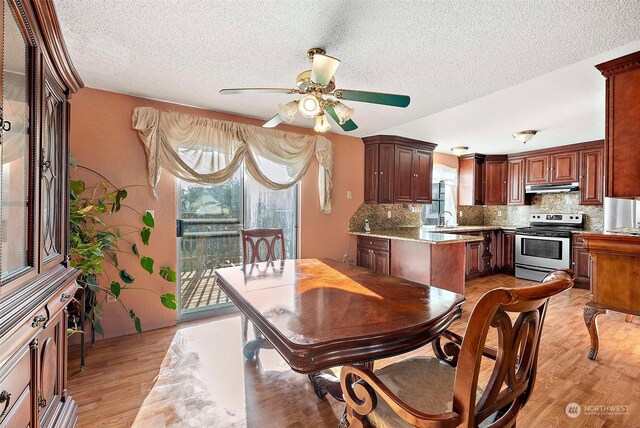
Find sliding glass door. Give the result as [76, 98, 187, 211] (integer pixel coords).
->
[177, 164, 297, 318]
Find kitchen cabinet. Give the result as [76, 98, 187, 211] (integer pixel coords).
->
[480, 231, 495, 274]
[484, 156, 508, 205]
[571, 234, 590, 290]
[461, 230, 496, 280]
[394, 146, 434, 203]
[550, 151, 579, 183]
[525, 151, 579, 185]
[458, 154, 485, 205]
[596, 50, 640, 198]
[356, 236, 390, 275]
[364, 143, 394, 203]
[500, 230, 516, 275]
[465, 241, 482, 279]
[526, 154, 550, 184]
[580, 145, 604, 205]
[581, 233, 640, 359]
[507, 157, 529, 205]
[394, 146, 415, 203]
[363, 136, 436, 204]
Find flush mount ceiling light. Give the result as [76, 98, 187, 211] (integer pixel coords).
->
[512, 130, 537, 144]
[220, 47, 411, 133]
[450, 146, 469, 156]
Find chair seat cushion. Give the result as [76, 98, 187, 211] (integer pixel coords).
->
[367, 356, 483, 428]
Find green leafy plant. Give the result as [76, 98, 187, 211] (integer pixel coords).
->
[69, 164, 177, 335]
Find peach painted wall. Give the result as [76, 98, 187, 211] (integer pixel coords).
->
[434, 152, 459, 170]
[70, 88, 363, 339]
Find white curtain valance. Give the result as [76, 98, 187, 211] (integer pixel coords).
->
[132, 107, 334, 214]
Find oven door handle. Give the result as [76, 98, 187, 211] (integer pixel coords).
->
[515, 234, 571, 242]
[515, 264, 554, 273]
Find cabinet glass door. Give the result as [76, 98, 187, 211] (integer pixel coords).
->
[41, 78, 65, 264]
[1, 0, 32, 284]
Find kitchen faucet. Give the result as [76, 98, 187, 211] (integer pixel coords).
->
[438, 211, 452, 227]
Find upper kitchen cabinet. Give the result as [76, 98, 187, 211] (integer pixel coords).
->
[596, 50, 640, 198]
[458, 154, 506, 206]
[525, 154, 550, 184]
[507, 157, 529, 205]
[458, 153, 485, 205]
[364, 142, 394, 203]
[525, 151, 578, 184]
[550, 151, 579, 183]
[363, 135, 436, 204]
[484, 155, 508, 205]
[579, 143, 604, 205]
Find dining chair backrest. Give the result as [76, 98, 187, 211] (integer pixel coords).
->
[241, 228, 286, 264]
[449, 269, 575, 427]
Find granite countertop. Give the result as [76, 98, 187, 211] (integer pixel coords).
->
[421, 225, 520, 232]
[581, 228, 640, 237]
[349, 228, 484, 245]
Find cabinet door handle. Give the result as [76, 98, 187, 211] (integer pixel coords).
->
[380, 171, 383, 175]
[32, 314, 46, 328]
[374, 171, 378, 175]
[0, 390, 11, 421]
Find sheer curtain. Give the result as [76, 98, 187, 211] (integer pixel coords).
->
[132, 107, 334, 213]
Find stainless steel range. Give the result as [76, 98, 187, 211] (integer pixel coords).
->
[515, 213, 584, 281]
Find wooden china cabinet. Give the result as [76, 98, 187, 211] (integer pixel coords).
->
[0, 1, 83, 427]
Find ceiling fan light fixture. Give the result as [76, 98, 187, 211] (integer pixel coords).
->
[333, 101, 354, 125]
[314, 113, 331, 133]
[450, 146, 469, 156]
[277, 100, 298, 123]
[298, 94, 322, 119]
[512, 130, 537, 144]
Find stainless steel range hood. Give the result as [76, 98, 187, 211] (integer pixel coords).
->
[525, 182, 579, 194]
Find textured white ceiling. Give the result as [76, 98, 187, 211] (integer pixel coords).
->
[55, 0, 640, 148]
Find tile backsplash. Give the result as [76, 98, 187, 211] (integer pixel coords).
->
[349, 203, 421, 231]
[458, 193, 604, 230]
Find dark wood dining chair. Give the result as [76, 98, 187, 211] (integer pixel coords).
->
[340, 269, 575, 428]
[240, 228, 286, 341]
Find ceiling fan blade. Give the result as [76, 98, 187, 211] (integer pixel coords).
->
[311, 54, 341, 86]
[325, 105, 358, 132]
[219, 88, 296, 95]
[334, 89, 410, 108]
[262, 114, 283, 128]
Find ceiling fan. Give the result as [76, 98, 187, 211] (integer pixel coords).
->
[219, 48, 411, 133]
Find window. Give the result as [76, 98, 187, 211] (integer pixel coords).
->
[178, 162, 298, 314]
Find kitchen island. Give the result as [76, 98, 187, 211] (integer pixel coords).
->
[581, 231, 640, 360]
[350, 225, 521, 294]
[350, 228, 484, 294]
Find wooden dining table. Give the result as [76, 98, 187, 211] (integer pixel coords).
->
[215, 258, 465, 401]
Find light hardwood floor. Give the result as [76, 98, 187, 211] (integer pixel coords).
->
[67, 274, 640, 427]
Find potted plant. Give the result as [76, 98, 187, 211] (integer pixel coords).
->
[69, 162, 177, 336]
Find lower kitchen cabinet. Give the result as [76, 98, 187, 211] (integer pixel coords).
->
[465, 241, 482, 279]
[356, 236, 390, 275]
[571, 234, 590, 290]
[462, 231, 497, 280]
[500, 230, 516, 275]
